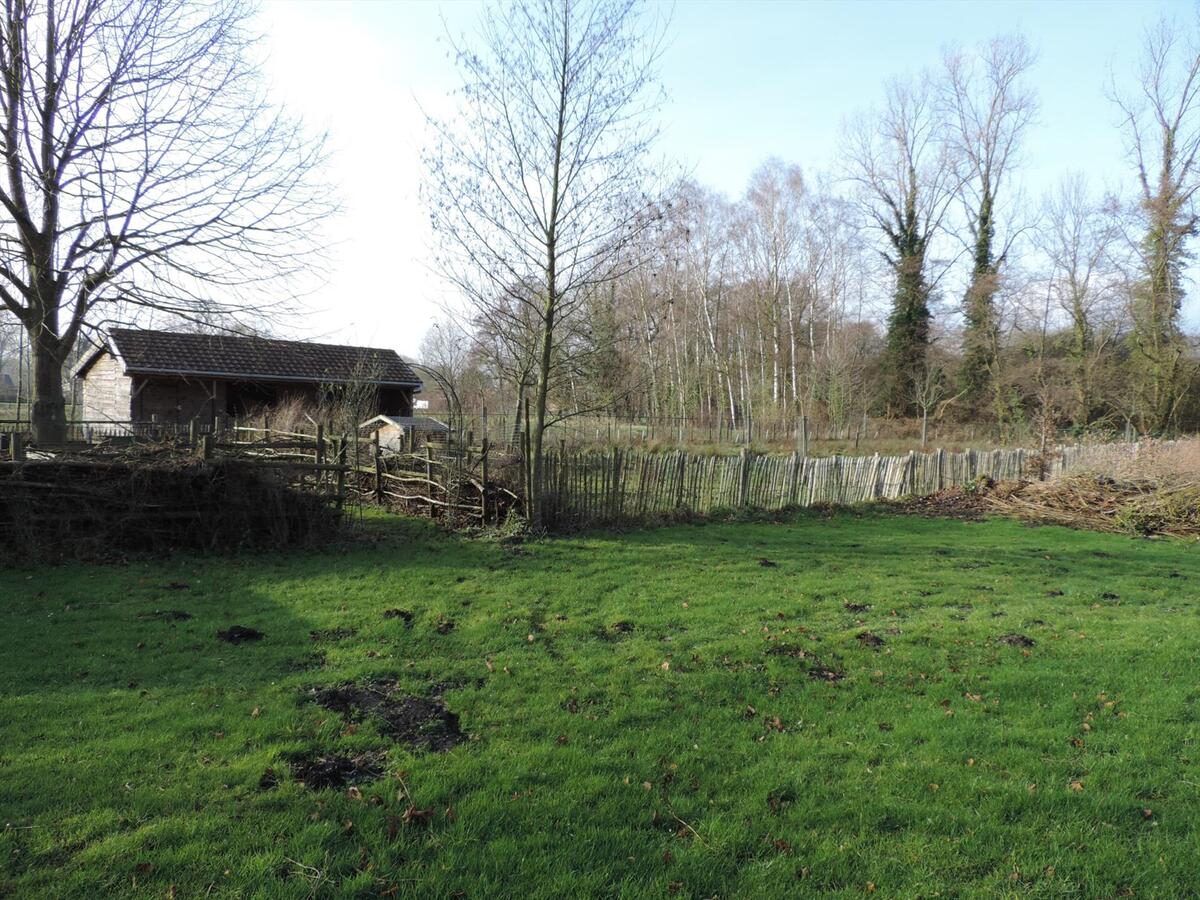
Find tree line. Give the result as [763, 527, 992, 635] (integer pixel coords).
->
[423, 0, 1200, 463]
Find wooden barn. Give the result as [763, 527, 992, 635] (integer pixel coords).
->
[74, 329, 423, 427]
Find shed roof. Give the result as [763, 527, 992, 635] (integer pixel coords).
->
[360, 414, 450, 433]
[76, 329, 422, 388]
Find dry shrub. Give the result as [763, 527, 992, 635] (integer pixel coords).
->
[243, 394, 321, 435]
[1062, 438, 1200, 487]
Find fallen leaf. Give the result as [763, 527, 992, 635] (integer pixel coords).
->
[402, 806, 435, 826]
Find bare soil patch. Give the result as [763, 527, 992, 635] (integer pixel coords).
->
[310, 679, 466, 752]
[216, 625, 264, 644]
[287, 752, 386, 790]
[997, 633, 1036, 647]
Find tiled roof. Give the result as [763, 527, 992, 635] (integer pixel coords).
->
[101, 329, 421, 387]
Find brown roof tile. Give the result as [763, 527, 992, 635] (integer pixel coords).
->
[104, 329, 421, 387]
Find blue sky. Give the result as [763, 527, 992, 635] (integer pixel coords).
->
[258, 0, 1192, 354]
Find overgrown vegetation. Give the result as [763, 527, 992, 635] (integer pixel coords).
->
[3, 512, 1199, 896]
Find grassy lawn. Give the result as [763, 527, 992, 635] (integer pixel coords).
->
[2, 511, 1199, 898]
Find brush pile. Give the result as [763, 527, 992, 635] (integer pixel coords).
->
[1, 443, 342, 562]
[983, 439, 1200, 538]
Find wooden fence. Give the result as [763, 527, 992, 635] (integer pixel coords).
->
[531, 445, 1073, 529]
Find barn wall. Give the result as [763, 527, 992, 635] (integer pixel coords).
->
[380, 387, 414, 416]
[134, 377, 226, 424]
[79, 352, 132, 422]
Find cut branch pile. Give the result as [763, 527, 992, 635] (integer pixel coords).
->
[982, 476, 1200, 538]
[1, 451, 341, 562]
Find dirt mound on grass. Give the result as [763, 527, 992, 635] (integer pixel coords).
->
[217, 625, 264, 644]
[996, 633, 1036, 647]
[310, 680, 466, 752]
[288, 752, 386, 790]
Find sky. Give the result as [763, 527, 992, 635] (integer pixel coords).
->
[256, 0, 1195, 356]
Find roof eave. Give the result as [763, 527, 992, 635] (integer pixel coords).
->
[117, 365, 422, 388]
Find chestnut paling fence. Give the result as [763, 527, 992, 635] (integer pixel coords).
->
[529, 444, 1087, 529]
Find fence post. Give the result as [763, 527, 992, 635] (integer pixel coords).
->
[373, 430, 382, 502]
[738, 446, 751, 507]
[11, 431, 24, 462]
[675, 450, 686, 509]
[335, 437, 347, 510]
[425, 444, 434, 518]
[480, 435, 490, 524]
[198, 433, 212, 461]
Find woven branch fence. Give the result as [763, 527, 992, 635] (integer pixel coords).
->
[533, 445, 1083, 529]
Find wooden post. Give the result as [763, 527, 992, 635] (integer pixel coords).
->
[738, 446, 751, 507]
[798, 415, 809, 458]
[425, 444, 434, 518]
[480, 436, 490, 524]
[373, 429, 382, 502]
[11, 431, 24, 461]
[335, 437, 347, 510]
[316, 424, 325, 464]
[199, 433, 212, 461]
[188, 420, 197, 447]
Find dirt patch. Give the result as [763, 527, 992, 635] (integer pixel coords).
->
[611, 620, 635, 633]
[287, 752, 385, 790]
[217, 625, 264, 644]
[856, 631, 885, 649]
[808, 665, 844, 682]
[309, 627, 357, 642]
[435, 617, 455, 635]
[310, 680, 466, 752]
[844, 602, 871, 613]
[137, 609, 192, 621]
[383, 608, 414, 626]
[996, 633, 1036, 647]
[758, 557, 778, 567]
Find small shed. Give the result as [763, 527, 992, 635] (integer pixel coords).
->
[74, 329, 423, 426]
[361, 414, 451, 449]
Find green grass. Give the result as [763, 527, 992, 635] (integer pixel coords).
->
[2, 512, 1199, 898]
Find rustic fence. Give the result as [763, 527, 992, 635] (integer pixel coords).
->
[530, 445, 1075, 529]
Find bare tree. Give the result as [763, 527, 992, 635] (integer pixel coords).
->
[941, 34, 1037, 419]
[1111, 14, 1200, 431]
[1036, 176, 1123, 430]
[845, 74, 957, 414]
[0, 0, 330, 442]
[736, 159, 805, 407]
[424, 0, 665, 516]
